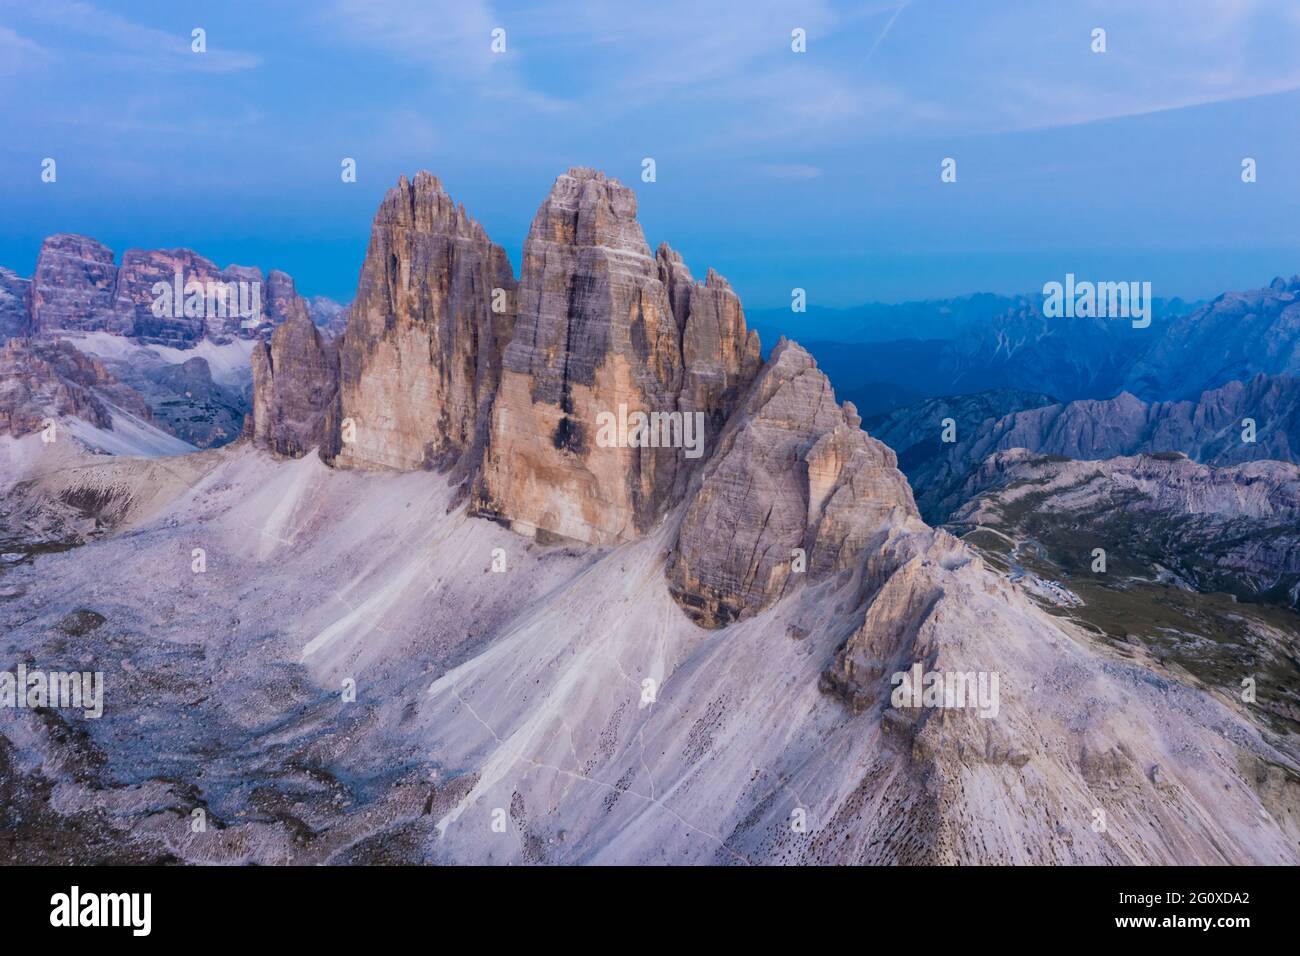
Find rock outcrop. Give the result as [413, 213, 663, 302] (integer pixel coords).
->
[473, 169, 759, 544]
[0, 267, 31, 341]
[818, 526, 976, 712]
[0, 338, 154, 437]
[250, 310, 340, 458]
[332, 171, 516, 473]
[30, 234, 123, 337]
[668, 339, 918, 627]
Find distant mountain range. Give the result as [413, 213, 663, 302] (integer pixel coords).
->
[786, 280, 1298, 413]
[1127, 277, 1300, 400]
[0, 236, 350, 448]
[789, 303, 1187, 417]
[746, 293, 1027, 346]
[871, 374, 1300, 522]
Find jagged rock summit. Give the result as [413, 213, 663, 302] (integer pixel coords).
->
[330, 170, 517, 474]
[249, 165, 918, 621]
[252, 167, 766, 544]
[474, 168, 759, 544]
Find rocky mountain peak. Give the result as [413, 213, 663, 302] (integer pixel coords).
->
[473, 169, 759, 544]
[330, 171, 516, 473]
[31, 234, 121, 337]
[378, 170, 489, 244]
[529, 167, 647, 259]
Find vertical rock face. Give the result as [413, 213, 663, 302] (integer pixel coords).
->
[115, 250, 278, 347]
[333, 171, 516, 472]
[667, 339, 918, 627]
[250, 310, 340, 458]
[474, 169, 758, 544]
[31, 235, 122, 336]
[0, 267, 31, 341]
[655, 243, 761, 457]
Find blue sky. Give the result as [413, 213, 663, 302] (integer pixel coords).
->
[2, 0, 1299, 308]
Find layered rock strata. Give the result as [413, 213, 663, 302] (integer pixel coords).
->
[332, 171, 516, 473]
[473, 169, 758, 544]
[28, 233, 310, 346]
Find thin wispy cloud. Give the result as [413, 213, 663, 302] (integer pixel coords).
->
[328, 0, 500, 72]
[886, 0, 1300, 132]
[754, 163, 823, 180]
[862, 0, 910, 66]
[2, 0, 260, 73]
[0, 24, 47, 72]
